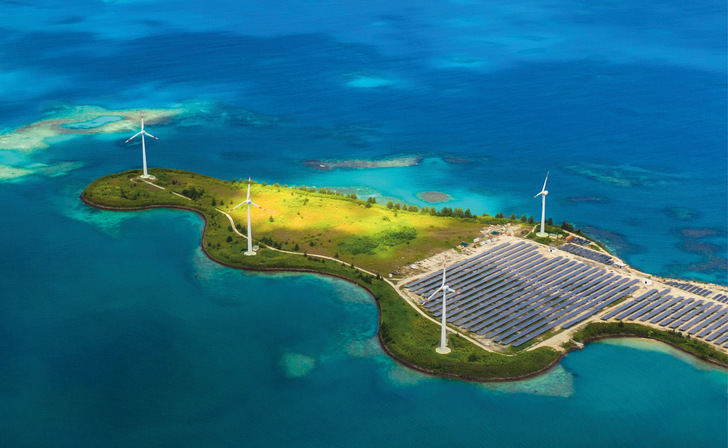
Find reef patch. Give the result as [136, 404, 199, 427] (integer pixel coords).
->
[416, 191, 453, 203]
[303, 155, 421, 170]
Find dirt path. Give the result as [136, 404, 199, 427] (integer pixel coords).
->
[216, 209, 492, 353]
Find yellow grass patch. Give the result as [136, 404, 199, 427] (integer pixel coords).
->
[224, 183, 483, 273]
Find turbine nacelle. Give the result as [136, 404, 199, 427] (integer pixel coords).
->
[535, 171, 550, 237]
[124, 111, 158, 179]
[534, 172, 549, 198]
[229, 176, 265, 256]
[425, 262, 458, 355]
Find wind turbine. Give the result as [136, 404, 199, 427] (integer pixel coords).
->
[424, 263, 459, 354]
[124, 112, 158, 180]
[230, 177, 265, 256]
[534, 172, 549, 237]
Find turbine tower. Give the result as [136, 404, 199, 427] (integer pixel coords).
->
[230, 177, 265, 256]
[124, 112, 158, 180]
[425, 263, 459, 355]
[534, 172, 549, 237]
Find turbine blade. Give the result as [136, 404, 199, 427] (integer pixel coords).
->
[542, 171, 549, 192]
[534, 192, 543, 199]
[246, 178, 251, 201]
[124, 131, 142, 144]
[250, 201, 264, 211]
[229, 201, 246, 211]
[143, 131, 159, 140]
[425, 287, 442, 303]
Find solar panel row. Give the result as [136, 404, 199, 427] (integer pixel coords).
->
[602, 291, 728, 346]
[664, 280, 713, 297]
[571, 236, 591, 246]
[559, 243, 614, 265]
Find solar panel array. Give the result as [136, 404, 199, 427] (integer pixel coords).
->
[405, 241, 638, 347]
[601, 289, 728, 348]
[559, 243, 614, 265]
[570, 236, 591, 246]
[664, 280, 713, 297]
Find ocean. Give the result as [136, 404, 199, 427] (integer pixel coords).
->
[0, 1, 726, 446]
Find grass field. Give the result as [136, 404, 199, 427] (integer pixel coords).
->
[84, 168, 494, 274]
[82, 168, 728, 379]
[81, 168, 570, 381]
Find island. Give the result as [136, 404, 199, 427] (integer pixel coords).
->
[81, 168, 728, 381]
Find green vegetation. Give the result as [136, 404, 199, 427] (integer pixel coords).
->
[81, 168, 563, 381]
[341, 226, 417, 255]
[82, 168, 726, 380]
[376, 282, 560, 379]
[573, 322, 728, 366]
[83, 168, 518, 274]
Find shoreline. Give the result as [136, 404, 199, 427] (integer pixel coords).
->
[80, 192, 728, 382]
[573, 333, 728, 371]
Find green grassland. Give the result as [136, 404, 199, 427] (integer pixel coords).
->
[82, 168, 565, 381]
[82, 168, 728, 378]
[83, 168, 501, 274]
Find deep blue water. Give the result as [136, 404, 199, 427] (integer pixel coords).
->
[0, 1, 726, 446]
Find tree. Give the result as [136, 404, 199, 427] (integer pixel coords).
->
[211, 198, 216, 206]
[367, 197, 376, 204]
[226, 236, 233, 243]
[269, 216, 275, 222]
[528, 215, 534, 224]
[294, 243, 299, 251]
[509, 213, 517, 220]
[386, 201, 394, 209]
[547, 217, 553, 226]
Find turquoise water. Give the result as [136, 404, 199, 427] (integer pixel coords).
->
[0, 200, 725, 447]
[0, 1, 726, 446]
[61, 115, 123, 129]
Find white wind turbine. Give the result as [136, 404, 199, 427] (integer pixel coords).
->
[124, 112, 158, 180]
[425, 263, 459, 355]
[230, 177, 265, 256]
[534, 172, 549, 237]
